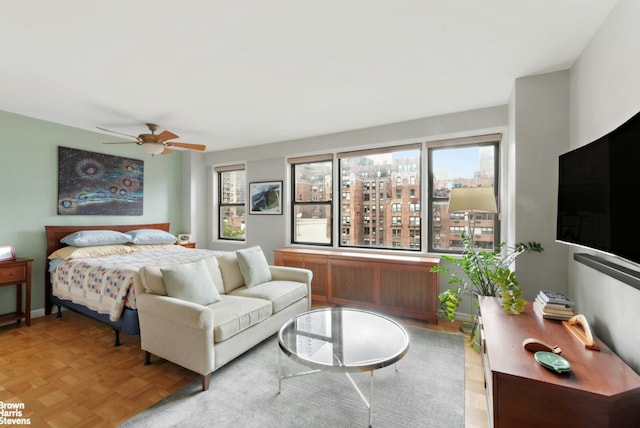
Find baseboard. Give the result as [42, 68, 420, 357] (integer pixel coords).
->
[0, 307, 61, 328]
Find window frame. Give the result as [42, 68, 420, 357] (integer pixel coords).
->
[278, 133, 501, 255]
[427, 135, 501, 254]
[289, 154, 334, 246]
[337, 143, 422, 251]
[215, 164, 246, 242]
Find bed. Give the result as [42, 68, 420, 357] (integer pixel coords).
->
[44, 223, 217, 346]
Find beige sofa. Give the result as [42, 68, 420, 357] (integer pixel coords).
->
[133, 247, 312, 391]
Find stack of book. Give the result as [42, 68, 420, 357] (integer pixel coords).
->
[533, 290, 575, 320]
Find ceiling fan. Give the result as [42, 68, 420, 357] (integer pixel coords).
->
[97, 123, 206, 156]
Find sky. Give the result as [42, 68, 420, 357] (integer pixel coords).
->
[432, 146, 489, 179]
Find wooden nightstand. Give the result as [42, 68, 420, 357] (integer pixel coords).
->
[0, 258, 32, 326]
[178, 243, 196, 249]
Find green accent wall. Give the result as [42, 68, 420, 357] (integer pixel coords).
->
[0, 110, 184, 315]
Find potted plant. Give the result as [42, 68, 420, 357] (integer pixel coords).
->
[430, 233, 543, 345]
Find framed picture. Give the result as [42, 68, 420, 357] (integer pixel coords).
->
[249, 181, 283, 215]
[57, 146, 144, 216]
[0, 245, 16, 262]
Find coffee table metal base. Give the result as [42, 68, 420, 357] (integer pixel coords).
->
[278, 351, 391, 428]
[276, 308, 409, 427]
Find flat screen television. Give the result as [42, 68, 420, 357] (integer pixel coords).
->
[556, 111, 640, 265]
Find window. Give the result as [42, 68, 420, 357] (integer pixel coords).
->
[283, 134, 499, 255]
[429, 135, 500, 252]
[338, 144, 421, 250]
[290, 155, 333, 245]
[216, 164, 246, 241]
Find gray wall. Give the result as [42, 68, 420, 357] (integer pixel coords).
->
[510, 70, 571, 299]
[567, 0, 640, 372]
[202, 106, 508, 267]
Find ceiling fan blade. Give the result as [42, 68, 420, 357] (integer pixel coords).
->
[161, 147, 173, 155]
[165, 142, 206, 151]
[103, 141, 139, 145]
[157, 130, 179, 142]
[96, 126, 140, 140]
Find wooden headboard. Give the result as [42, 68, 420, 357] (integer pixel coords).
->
[44, 222, 171, 315]
[45, 222, 171, 257]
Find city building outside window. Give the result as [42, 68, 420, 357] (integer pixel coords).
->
[290, 155, 333, 245]
[338, 144, 422, 250]
[429, 135, 500, 252]
[216, 164, 246, 241]
[280, 133, 499, 254]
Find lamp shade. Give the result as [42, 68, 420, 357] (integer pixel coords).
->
[142, 142, 164, 156]
[448, 187, 497, 213]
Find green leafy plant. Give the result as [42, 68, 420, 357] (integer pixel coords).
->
[431, 233, 543, 342]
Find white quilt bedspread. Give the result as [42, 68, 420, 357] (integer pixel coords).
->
[51, 247, 224, 322]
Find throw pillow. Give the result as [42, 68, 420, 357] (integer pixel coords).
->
[216, 252, 245, 293]
[236, 246, 272, 288]
[161, 259, 222, 305]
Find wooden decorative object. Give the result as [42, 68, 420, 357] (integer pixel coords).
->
[562, 314, 601, 351]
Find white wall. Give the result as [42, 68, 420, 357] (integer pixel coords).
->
[568, 0, 640, 372]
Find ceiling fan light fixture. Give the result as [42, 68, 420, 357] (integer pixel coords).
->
[100, 123, 204, 154]
[142, 142, 164, 156]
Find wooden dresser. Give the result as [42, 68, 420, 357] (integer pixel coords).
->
[479, 296, 640, 427]
[274, 247, 439, 323]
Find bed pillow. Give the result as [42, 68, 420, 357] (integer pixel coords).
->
[161, 259, 222, 305]
[48, 244, 134, 260]
[60, 230, 131, 247]
[236, 246, 272, 288]
[127, 229, 177, 245]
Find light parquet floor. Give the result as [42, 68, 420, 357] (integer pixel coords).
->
[0, 310, 488, 428]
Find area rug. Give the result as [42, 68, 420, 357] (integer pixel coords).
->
[119, 325, 464, 428]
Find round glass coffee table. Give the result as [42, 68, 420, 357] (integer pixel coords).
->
[277, 307, 410, 427]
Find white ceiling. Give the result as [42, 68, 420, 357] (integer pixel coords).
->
[0, 0, 619, 152]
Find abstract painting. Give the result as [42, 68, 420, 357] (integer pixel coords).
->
[249, 181, 282, 214]
[57, 146, 144, 215]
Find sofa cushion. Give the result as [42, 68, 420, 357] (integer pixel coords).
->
[206, 295, 273, 343]
[161, 259, 222, 306]
[216, 252, 245, 293]
[236, 246, 272, 288]
[139, 256, 225, 295]
[229, 280, 308, 313]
